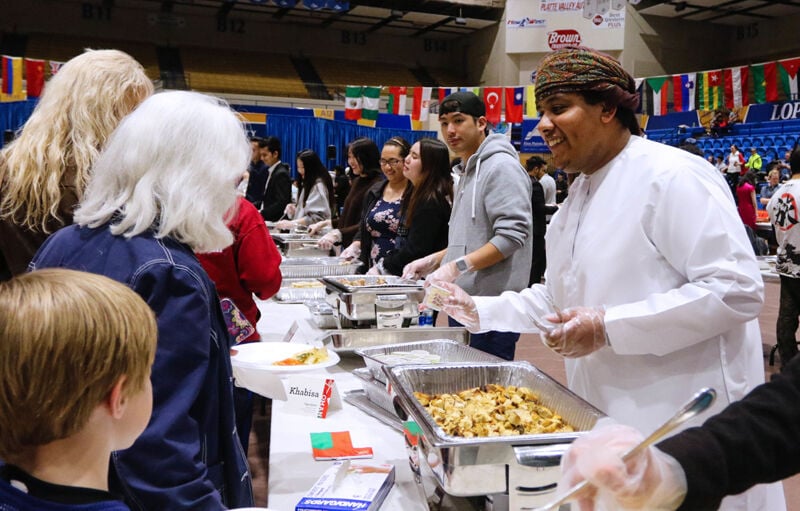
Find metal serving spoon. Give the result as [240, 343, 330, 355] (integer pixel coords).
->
[530, 387, 717, 511]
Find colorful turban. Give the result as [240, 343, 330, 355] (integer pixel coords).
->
[534, 47, 636, 104]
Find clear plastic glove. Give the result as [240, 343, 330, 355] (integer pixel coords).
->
[339, 242, 361, 261]
[541, 306, 607, 358]
[424, 261, 461, 286]
[317, 229, 342, 250]
[366, 263, 383, 276]
[559, 419, 688, 511]
[402, 253, 441, 281]
[284, 203, 296, 217]
[274, 220, 295, 231]
[435, 281, 481, 332]
[308, 219, 331, 236]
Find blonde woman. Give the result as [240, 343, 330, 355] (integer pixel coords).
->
[0, 49, 153, 280]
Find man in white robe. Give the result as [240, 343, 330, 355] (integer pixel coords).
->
[437, 47, 785, 511]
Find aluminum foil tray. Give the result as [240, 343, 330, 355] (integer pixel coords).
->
[274, 278, 327, 303]
[386, 362, 605, 448]
[357, 340, 502, 384]
[279, 257, 362, 278]
[320, 327, 469, 354]
[322, 275, 423, 293]
[352, 368, 396, 414]
[272, 233, 319, 243]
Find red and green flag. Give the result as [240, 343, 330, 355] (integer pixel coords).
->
[752, 62, 779, 104]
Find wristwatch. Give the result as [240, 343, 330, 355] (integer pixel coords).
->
[454, 257, 470, 273]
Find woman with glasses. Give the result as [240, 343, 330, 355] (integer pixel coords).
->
[311, 138, 384, 251]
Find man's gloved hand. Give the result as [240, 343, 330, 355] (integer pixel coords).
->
[541, 306, 607, 358]
[339, 242, 361, 260]
[402, 253, 441, 281]
[559, 419, 688, 511]
[317, 229, 342, 250]
[284, 203, 296, 217]
[308, 219, 332, 235]
[275, 220, 295, 231]
[435, 281, 481, 332]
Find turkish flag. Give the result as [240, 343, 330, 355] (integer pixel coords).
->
[483, 87, 502, 124]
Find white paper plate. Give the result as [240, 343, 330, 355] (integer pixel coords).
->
[231, 342, 340, 373]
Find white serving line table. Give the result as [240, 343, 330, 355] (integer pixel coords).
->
[253, 298, 434, 511]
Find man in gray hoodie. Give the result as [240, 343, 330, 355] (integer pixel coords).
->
[403, 91, 532, 359]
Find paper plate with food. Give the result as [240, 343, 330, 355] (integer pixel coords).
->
[231, 342, 340, 373]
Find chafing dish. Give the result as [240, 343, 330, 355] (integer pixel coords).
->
[319, 326, 469, 354]
[385, 362, 605, 507]
[321, 275, 424, 327]
[352, 367, 395, 414]
[272, 233, 330, 257]
[279, 257, 362, 279]
[357, 339, 501, 384]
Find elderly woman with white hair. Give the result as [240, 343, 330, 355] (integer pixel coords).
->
[0, 49, 153, 281]
[30, 91, 254, 510]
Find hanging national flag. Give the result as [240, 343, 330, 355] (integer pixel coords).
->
[723, 66, 749, 110]
[438, 87, 453, 104]
[24, 58, 45, 98]
[387, 86, 407, 115]
[49, 60, 64, 76]
[2, 55, 22, 96]
[752, 62, 778, 104]
[361, 86, 381, 121]
[645, 76, 669, 116]
[483, 87, 502, 124]
[634, 78, 644, 114]
[672, 73, 696, 112]
[344, 85, 362, 120]
[504, 87, 524, 123]
[779, 58, 800, 101]
[525, 85, 537, 118]
[697, 70, 723, 110]
[412, 87, 432, 121]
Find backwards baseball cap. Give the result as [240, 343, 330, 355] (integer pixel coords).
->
[439, 91, 485, 118]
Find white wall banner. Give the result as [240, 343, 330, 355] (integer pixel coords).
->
[507, 0, 625, 53]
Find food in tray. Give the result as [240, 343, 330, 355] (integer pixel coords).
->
[414, 383, 573, 437]
[337, 277, 387, 287]
[372, 349, 442, 365]
[290, 280, 324, 288]
[273, 347, 329, 366]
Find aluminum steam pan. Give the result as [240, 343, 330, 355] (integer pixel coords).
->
[274, 278, 327, 303]
[320, 326, 469, 354]
[356, 339, 502, 383]
[322, 275, 423, 294]
[386, 362, 605, 449]
[279, 257, 362, 278]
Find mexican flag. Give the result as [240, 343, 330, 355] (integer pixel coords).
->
[361, 86, 381, 121]
[645, 76, 669, 116]
[344, 86, 362, 120]
[697, 70, 723, 110]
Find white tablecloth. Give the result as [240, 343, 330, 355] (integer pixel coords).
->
[254, 298, 432, 511]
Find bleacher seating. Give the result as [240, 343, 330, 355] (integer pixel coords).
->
[182, 48, 308, 98]
[25, 33, 160, 81]
[312, 57, 420, 97]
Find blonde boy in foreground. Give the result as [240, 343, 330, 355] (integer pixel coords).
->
[0, 269, 156, 510]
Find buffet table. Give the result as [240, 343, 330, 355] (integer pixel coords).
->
[253, 298, 481, 511]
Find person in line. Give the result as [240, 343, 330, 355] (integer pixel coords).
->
[555, 353, 800, 511]
[0, 49, 153, 281]
[196, 195, 282, 453]
[310, 138, 384, 252]
[526, 155, 559, 285]
[365, 136, 452, 276]
[257, 136, 292, 222]
[746, 146, 763, 174]
[0, 269, 157, 511]
[436, 47, 783, 510]
[30, 91, 254, 510]
[404, 91, 532, 360]
[244, 136, 266, 207]
[275, 149, 335, 230]
[760, 168, 781, 207]
[726, 144, 744, 201]
[768, 147, 800, 368]
[337, 137, 410, 273]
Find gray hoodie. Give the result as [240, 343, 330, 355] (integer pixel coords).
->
[444, 133, 532, 295]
